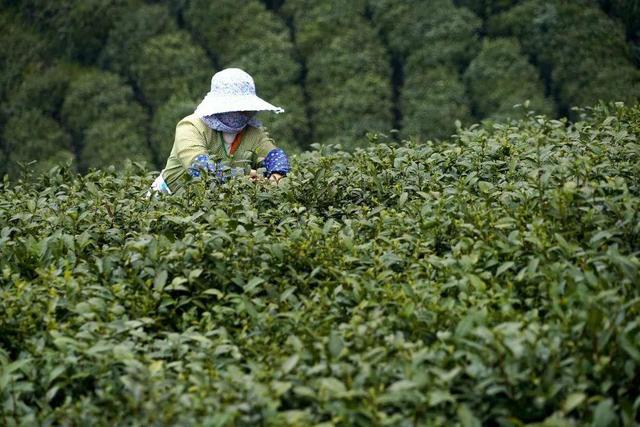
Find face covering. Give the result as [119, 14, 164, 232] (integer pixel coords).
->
[201, 111, 261, 133]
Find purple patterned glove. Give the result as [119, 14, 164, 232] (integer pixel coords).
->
[188, 154, 218, 178]
[262, 148, 290, 177]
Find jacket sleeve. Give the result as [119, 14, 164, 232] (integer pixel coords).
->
[253, 128, 290, 176]
[254, 128, 278, 159]
[174, 120, 208, 170]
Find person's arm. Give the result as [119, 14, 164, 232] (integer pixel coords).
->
[254, 130, 291, 182]
[174, 120, 216, 177]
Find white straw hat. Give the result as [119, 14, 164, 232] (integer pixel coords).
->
[194, 68, 284, 117]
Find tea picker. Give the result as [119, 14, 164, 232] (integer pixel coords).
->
[150, 68, 291, 195]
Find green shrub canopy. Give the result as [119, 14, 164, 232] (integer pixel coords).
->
[60, 70, 153, 170]
[132, 31, 212, 109]
[295, 6, 393, 147]
[490, 0, 640, 112]
[401, 65, 472, 140]
[2, 109, 75, 176]
[151, 95, 199, 164]
[0, 104, 639, 424]
[100, 3, 178, 79]
[61, 70, 147, 137]
[464, 38, 556, 120]
[5, 63, 80, 118]
[80, 120, 154, 170]
[0, 12, 47, 103]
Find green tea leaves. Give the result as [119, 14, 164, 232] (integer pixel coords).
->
[0, 107, 639, 424]
[153, 270, 168, 291]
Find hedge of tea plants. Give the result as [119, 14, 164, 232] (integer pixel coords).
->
[1, 104, 639, 425]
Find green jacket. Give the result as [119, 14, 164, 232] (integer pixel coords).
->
[162, 114, 277, 193]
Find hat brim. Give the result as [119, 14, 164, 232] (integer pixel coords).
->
[194, 93, 284, 117]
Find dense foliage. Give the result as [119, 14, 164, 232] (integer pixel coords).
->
[464, 38, 555, 121]
[282, 0, 392, 147]
[489, 0, 640, 113]
[1, 104, 639, 425]
[370, 0, 480, 139]
[0, 0, 639, 176]
[60, 70, 153, 171]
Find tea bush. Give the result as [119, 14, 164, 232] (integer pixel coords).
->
[489, 0, 640, 113]
[100, 3, 178, 80]
[284, 0, 393, 147]
[131, 30, 212, 109]
[1, 109, 75, 177]
[1, 104, 639, 425]
[464, 38, 555, 121]
[60, 70, 154, 170]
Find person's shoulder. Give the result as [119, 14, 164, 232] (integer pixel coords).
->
[178, 114, 206, 128]
[176, 114, 213, 137]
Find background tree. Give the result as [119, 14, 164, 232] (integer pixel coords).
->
[0, 11, 46, 106]
[464, 38, 555, 120]
[100, 3, 178, 80]
[2, 109, 74, 177]
[8, 0, 137, 64]
[131, 30, 212, 109]
[1, 63, 81, 175]
[489, 0, 640, 114]
[370, 0, 480, 139]
[281, 0, 368, 57]
[0, 10, 48, 164]
[369, 0, 480, 65]
[61, 70, 153, 170]
[0, 148, 5, 177]
[455, 0, 521, 18]
[1, 0, 640, 177]
[80, 120, 152, 170]
[4, 63, 80, 119]
[401, 66, 472, 140]
[282, 0, 393, 147]
[598, 0, 640, 39]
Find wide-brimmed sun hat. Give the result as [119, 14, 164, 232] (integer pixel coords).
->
[194, 68, 284, 117]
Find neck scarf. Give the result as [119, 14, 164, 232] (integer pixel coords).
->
[201, 111, 261, 133]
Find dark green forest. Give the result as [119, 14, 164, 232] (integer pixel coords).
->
[0, 0, 639, 177]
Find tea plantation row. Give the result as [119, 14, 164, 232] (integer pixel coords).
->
[1, 105, 639, 425]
